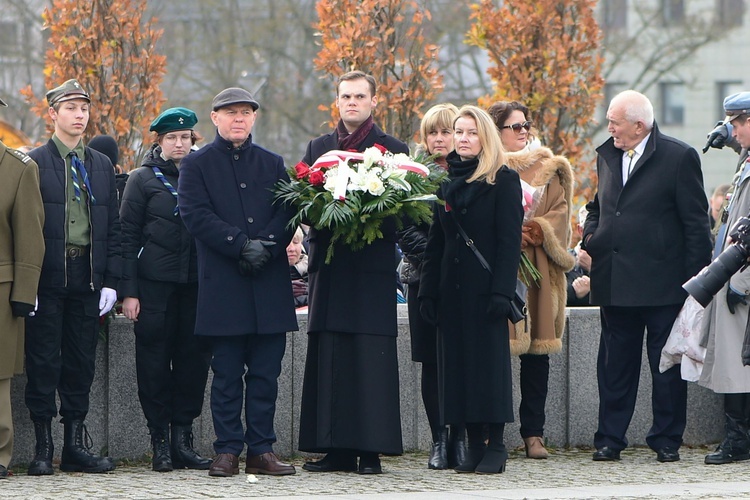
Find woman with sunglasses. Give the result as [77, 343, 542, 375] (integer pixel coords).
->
[488, 101, 575, 460]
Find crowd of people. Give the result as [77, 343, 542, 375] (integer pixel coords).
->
[0, 71, 748, 481]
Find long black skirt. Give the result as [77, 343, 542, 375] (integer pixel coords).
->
[407, 282, 437, 363]
[298, 331, 403, 455]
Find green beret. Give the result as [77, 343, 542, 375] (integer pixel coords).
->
[150, 107, 198, 134]
[46, 79, 90, 107]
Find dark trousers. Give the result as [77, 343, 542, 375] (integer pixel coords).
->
[519, 353, 549, 438]
[24, 256, 100, 422]
[134, 280, 210, 429]
[594, 304, 685, 452]
[208, 333, 286, 457]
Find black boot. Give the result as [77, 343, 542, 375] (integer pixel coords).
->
[454, 423, 486, 473]
[60, 420, 115, 473]
[447, 424, 467, 469]
[171, 425, 210, 470]
[150, 427, 173, 472]
[476, 423, 507, 474]
[428, 427, 448, 469]
[27, 420, 54, 476]
[706, 394, 750, 465]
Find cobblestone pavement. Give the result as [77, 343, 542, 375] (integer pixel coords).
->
[2, 447, 750, 499]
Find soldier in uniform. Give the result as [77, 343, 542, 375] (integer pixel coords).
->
[0, 95, 45, 479]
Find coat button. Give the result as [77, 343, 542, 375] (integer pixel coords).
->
[234, 154, 240, 160]
[454, 257, 459, 263]
[616, 211, 621, 216]
[247, 217, 254, 224]
[461, 208, 467, 214]
[227, 235, 234, 242]
[613, 248, 618, 253]
[455, 284, 460, 290]
[240, 183, 247, 188]
[268, 234, 275, 239]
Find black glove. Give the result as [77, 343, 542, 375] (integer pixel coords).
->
[420, 297, 437, 325]
[239, 239, 276, 276]
[727, 287, 748, 314]
[703, 121, 729, 153]
[11, 301, 34, 317]
[486, 294, 511, 319]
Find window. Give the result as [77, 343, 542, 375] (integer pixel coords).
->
[717, 81, 745, 120]
[717, 0, 744, 27]
[660, 82, 685, 125]
[661, 0, 685, 25]
[601, 0, 628, 31]
[0, 22, 19, 55]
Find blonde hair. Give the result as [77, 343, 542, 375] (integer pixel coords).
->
[455, 105, 506, 184]
[418, 103, 459, 153]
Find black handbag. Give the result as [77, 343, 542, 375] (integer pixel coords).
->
[450, 212, 527, 325]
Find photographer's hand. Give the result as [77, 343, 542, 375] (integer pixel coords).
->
[727, 286, 748, 314]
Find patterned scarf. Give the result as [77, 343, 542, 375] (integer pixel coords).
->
[337, 115, 374, 151]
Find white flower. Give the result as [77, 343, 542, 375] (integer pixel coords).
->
[364, 173, 386, 196]
[363, 146, 383, 168]
[323, 167, 338, 193]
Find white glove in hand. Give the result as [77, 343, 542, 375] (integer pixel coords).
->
[29, 295, 38, 317]
[99, 287, 117, 316]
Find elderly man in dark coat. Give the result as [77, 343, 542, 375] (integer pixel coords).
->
[298, 71, 407, 476]
[583, 90, 712, 463]
[0, 95, 45, 479]
[178, 87, 297, 478]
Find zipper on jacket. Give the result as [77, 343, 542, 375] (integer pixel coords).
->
[85, 156, 95, 291]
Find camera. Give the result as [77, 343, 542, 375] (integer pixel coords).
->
[683, 216, 750, 307]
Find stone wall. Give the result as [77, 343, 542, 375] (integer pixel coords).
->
[9, 306, 722, 465]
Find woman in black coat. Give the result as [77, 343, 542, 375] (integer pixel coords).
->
[119, 108, 211, 472]
[419, 105, 523, 474]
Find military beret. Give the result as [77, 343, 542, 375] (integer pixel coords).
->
[46, 79, 90, 107]
[149, 107, 198, 134]
[722, 91, 750, 125]
[211, 87, 259, 111]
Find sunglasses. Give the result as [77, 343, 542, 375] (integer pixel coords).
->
[501, 121, 533, 133]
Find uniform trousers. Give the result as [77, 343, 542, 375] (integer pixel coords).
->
[207, 333, 285, 457]
[24, 255, 100, 423]
[519, 353, 549, 438]
[0, 379, 12, 467]
[595, 304, 685, 452]
[134, 279, 210, 429]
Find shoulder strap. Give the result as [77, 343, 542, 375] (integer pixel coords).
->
[449, 211, 492, 274]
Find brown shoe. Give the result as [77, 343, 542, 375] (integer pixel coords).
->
[523, 437, 549, 459]
[245, 452, 296, 476]
[208, 453, 239, 477]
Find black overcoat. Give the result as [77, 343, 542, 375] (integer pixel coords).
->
[419, 161, 523, 424]
[583, 123, 712, 307]
[178, 134, 297, 336]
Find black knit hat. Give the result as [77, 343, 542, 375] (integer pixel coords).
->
[89, 135, 119, 167]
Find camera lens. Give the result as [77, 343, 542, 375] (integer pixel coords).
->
[683, 244, 748, 307]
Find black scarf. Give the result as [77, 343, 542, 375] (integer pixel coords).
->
[442, 151, 492, 210]
[337, 115, 374, 151]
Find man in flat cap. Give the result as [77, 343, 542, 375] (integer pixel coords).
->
[0, 96, 45, 479]
[119, 107, 212, 473]
[25, 78, 121, 475]
[699, 91, 750, 466]
[178, 88, 297, 477]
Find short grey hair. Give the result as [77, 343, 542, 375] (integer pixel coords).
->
[610, 90, 654, 131]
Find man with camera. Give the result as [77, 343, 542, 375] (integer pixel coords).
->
[583, 90, 712, 463]
[699, 91, 750, 465]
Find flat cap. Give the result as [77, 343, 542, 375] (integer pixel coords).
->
[212, 87, 259, 111]
[150, 107, 198, 134]
[722, 91, 750, 124]
[46, 79, 90, 107]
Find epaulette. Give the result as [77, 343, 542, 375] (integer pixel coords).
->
[9, 148, 33, 164]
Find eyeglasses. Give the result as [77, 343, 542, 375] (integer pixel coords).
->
[163, 133, 193, 144]
[501, 121, 533, 133]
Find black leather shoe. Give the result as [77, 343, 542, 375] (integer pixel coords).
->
[357, 453, 382, 475]
[656, 447, 680, 462]
[592, 446, 621, 461]
[302, 452, 357, 472]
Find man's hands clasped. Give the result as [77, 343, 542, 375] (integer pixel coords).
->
[239, 239, 276, 276]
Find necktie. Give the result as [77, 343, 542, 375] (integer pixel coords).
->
[69, 152, 96, 205]
[626, 150, 635, 180]
[152, 166, 179, 216]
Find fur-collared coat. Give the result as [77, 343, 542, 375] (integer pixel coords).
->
[505, 147, 575, 355]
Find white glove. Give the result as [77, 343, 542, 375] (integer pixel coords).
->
[29, 295, 38, 317]
[99, 287, 117, 316]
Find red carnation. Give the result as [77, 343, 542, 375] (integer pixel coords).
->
[294, 161, 311, 179]
[373, 143, 388, 153]
[309, 170, 325, 186]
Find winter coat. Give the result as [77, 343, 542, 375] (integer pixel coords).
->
[419, 153, 523, 423]
[700, 159, 750, 393]
[583, 123, 711, 307]
[0, 144, 45, 378]
[178, 133, 298, 336]
[27, 139, 121, 290]
[119, 146, 198, 299]
[505, 147, 575, 355]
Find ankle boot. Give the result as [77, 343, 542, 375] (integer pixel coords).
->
[171, 425, 211, 470]
[524, 436, 549, 459]
[428, 427, 448, 469]
[60, 420, 115, 473]
[150, 427, 173, 472]
[28, 420, 54, 476]
[706, 394, 750, 465]
[447, 425, 467, 469]
[476, 423, 507, 474]
[454, 423, 486, 473]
